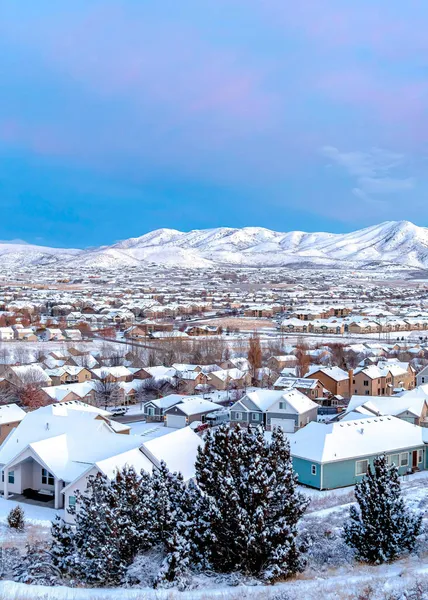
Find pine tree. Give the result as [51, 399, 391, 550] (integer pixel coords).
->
[7, 505, 25, 531]
[195, 424, 309, 581]
[344, 454, 422, 564]
[111, 466, 155, 562]
[50, 516, 74, 574]
[71, 472, 126, 585]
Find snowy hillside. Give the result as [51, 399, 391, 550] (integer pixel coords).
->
[3, 221, 428, 269]
[0, 242, 82, 268]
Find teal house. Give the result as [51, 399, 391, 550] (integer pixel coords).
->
[289, 416, 427, 490]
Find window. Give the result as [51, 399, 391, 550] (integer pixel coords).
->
[147, 407, 155, 416]
[69, 495, 76, 507]
[251, 413, 259, 421]
[356, 460, 368, 476]
[311, 464, 317, 476]
[422, 377, 425, 384]
[387, 454, 399, 466]
[279, 401, 286, 410]
[42, 468, 54, 486]
[400, 453, 409, 467]
[418, 449, 423, 464]
[363, 380, 369, 387]
[8, 471, 14, 484]
[234, 412, 242, 420]
[365, 391, 370, 395]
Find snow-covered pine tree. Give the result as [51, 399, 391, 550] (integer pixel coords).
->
[261, 426, 309, 581]
[195, 424, 308, 581]
[71, 472, 126, 585]
[111, 466, 155, 562]
[7, 505, 25, 531]
[50, 515, 74, 574]
[155, 529, 192, 589]
[150, 461, 183, 544]
[195, 424, 250, 572]
[343, 454, 422, 564]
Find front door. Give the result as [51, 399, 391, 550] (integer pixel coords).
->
[412, 451, 418, 468]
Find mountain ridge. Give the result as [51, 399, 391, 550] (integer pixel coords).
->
[2, 221, 428, 270]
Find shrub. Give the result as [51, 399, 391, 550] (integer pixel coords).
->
[7, 505, 25, 531]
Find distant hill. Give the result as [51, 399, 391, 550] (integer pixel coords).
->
[4, 221, 428, 270]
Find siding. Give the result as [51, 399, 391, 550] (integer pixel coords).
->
[293, 446, 426, 490]
[292, 457, 321, 488]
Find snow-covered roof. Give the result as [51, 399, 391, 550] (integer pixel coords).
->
[0, 403, 26, 425]
[144, 427, 201, 481]
[171, 398, 221, 416]
[306, 366, 349, 382]
[290, 416, 425, 464]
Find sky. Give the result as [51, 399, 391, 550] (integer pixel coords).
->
[1, 1, 428, 248]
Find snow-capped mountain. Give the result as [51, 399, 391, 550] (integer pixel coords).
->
[0, 242, 82, 268]
[3, 221, 428, 270]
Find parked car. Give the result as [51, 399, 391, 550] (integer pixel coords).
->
[110, 406, 128, 416]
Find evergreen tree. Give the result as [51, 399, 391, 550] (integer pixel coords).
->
[7, 505, 25, 531]
[50, 516, 74, 574]
[195, 424, 308, 581]
[344, 454, 422, 564]
[151, 461, 184, 544]
[111, 466, 154, 562]
[71, 472, 126, 585]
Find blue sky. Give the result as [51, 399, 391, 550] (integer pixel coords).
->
[1, 1, 428, 247]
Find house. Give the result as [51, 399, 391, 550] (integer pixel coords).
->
[91, 366, 133, 383]
[0, 404, 26, 444]
[230, 389, 318, 432]
[352, 362, 415, 396]
[290, 416, 427, 490]
[64, 329, 83, 342]
[144, 394, 190, 423]
[138, 366, 177, 383]
[306, 366, 350, 397]
[41, 381, 96, 405]
[337, 390, 428, 427]
[273, 376, 325, 400]
[44, 366, 92, 386]
[417, 365, 428, 387]
[0, 364, 52, 387]
[0, 327, 14, 341]
[164, 397, 221, 428]
[207, 368, 250, 391]
[267, 355, 297, 372]
[0, 403, 201, 522]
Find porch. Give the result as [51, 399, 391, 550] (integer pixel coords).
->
[7, 492, 55, 509]
[2, 453, 65, 510]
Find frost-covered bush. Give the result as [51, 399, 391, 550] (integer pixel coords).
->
[300, 519, 355, 571]
[124, 548, 165, 588]
[0, 547, 21, 579]
[14, 543, 59, 586]
[7, 505, 25, 531]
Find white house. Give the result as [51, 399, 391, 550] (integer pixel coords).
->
[0, 402, 201, 522]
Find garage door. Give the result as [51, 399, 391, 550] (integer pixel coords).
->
[270, 418, 295, 432]
[166, 414, 187, 429]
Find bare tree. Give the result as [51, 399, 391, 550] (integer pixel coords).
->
[248, 333, 262, 384]
[93, 372, 122, 410]
[15, 368, 49, 409]
[295, 341, 310, 377]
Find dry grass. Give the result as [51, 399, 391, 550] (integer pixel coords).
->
[198, 317, 274, 331]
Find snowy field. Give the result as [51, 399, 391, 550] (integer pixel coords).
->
[1, 472, 428, 599]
